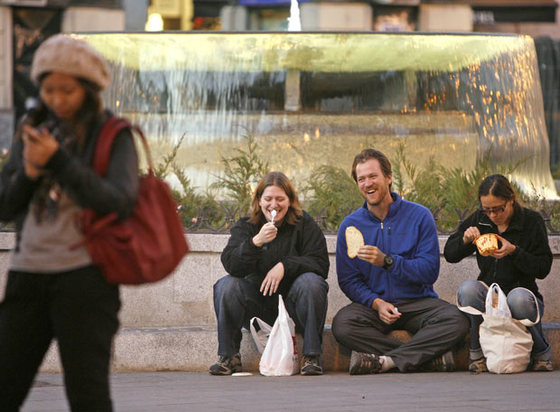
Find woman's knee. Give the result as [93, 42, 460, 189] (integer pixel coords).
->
[213, 275, 244, 300]
[290, 272, 328, 299]
[507, 288, 539, 323]
[457, 279, 486, 309]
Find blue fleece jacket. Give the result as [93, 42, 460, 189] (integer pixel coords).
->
[336, 193, 439, 307]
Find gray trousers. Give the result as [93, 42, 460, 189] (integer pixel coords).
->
[332, 298, 469, 372]
[213, 272, 329, 357]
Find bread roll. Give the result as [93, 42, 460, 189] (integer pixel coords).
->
[475, 233, 498, 256]
[345, 226, 364, 258]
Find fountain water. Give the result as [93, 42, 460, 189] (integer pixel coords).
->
[79, 32, 557, 199]
[287, 0, 302, 32]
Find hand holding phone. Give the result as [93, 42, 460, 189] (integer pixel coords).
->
[21, 124, 59, 178]
[22, 125, 42, 143]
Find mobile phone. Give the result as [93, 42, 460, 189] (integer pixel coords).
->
[22, 125, 41, 142]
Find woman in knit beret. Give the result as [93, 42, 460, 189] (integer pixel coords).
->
[0, 34, 138, 411]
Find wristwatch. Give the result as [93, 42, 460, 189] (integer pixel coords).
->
[383, 254, 394, 270]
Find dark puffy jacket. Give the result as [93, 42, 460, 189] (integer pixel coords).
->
[0, 111, 139, 250]
[221, 211, 329, 295]
[443, 204, 552, 300]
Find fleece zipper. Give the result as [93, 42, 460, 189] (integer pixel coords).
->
[380, 220, 393, 301]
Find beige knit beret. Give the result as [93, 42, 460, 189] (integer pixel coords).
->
[31, 34, 111, 90]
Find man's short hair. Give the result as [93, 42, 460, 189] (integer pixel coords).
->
[351, 148, 392, 182]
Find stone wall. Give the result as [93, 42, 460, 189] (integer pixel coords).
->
[0, 232, 558, 326]
[0, 231, 557, 372]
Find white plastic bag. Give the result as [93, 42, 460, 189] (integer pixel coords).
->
[484, 283, 511, 318]
[249, 317, 272, 354]
[259, 295, 299, 376]
[459, 283, 535, 374]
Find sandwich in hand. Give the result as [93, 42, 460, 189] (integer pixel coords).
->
[474, 233, 499, 256]
[345, 226, 364, 258]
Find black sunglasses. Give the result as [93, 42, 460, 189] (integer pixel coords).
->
[479, 204, 507, 215]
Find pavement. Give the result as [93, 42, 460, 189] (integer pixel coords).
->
[24, 370, 560, 411]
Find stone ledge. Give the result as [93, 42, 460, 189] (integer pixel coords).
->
[182, 233, 560, 255]
[3, 233, 559, 254]
[39, 323, 560, 373]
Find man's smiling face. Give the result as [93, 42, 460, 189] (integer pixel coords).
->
[355, 158, 392, 209]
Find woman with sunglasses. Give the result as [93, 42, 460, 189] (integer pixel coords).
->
[444, 174, 553, 373]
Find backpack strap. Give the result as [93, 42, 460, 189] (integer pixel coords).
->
[93, 116, 154, 177]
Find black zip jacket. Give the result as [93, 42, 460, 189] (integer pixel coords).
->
[443, 204, 552, 300]
[221, 211, 329, 295]
[0, 111, 139, 250]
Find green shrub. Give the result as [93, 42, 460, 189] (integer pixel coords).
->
[152, 133, 558, 234]
[521, 183, 560, 231]
[551, 164, 560, 180]
[303, 165, 363, 231]
[211, 134, 269, 218]
[172, 166, 224, 229]
[394, 145, 524, 232]
[149, 134, 225, 229]
[393, 142, 443, 213]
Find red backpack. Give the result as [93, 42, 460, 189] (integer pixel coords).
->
[73, 116, 189, 284]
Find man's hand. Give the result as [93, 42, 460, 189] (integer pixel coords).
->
[252, 222, 278, 247]
[372, 298, 402, 325]
[260, 262, 285, 296]
[357, 245, 385, 267]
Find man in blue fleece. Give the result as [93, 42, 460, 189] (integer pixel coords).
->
[332, 148, 469, 374]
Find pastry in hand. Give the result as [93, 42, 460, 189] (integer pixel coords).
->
[475, 233, 499, 256]
[345, 226, 364, 258]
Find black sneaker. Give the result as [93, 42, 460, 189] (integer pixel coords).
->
[301, 355, 323, 376]
[209, 353, 242, 375]
[421, 350, 455, 372]
[349, 351, 382, 375]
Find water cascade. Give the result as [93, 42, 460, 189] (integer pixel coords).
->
[288, 0, 302, 32]
[79, 32, 558, 199]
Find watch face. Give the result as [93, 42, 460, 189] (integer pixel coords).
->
[385, 255, 393, 266]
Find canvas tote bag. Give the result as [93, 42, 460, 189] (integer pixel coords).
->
[459, 283, 535, 374]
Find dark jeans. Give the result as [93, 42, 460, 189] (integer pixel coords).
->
[213, 272, 329, 357]
[0, 266, 121, 412]
[457, 279, 551, 361]
[332, 298, 469, 372]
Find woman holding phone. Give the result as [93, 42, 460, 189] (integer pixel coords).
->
[0, 35, 138, 411]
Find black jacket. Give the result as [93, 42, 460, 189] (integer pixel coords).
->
[443, 204, 552, 300]
[221, 211, 329, 295]
[0, 111, 139, 249]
